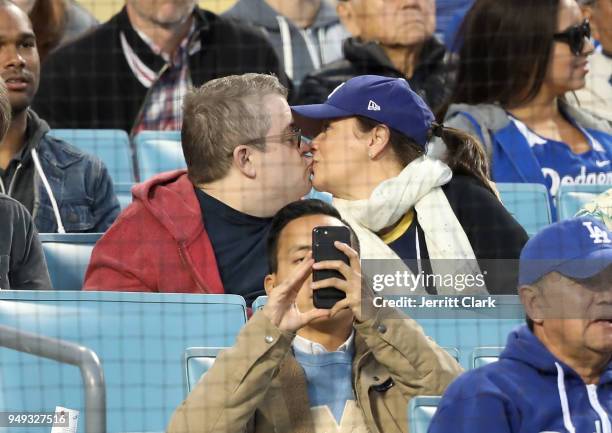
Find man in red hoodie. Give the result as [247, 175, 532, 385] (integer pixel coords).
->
[84, 73, 313, 305]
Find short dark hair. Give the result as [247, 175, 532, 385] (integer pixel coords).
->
[266, 199, 360, 273]
[449, 0, 560, 108]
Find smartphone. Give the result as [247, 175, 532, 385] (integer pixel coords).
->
[312, 226, 351, 309]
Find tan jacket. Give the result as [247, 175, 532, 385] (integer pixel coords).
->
[167, 308, 462, 433]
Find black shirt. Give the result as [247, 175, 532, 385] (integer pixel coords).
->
[383, 175, 529, 294]
[195, 188, 272, 306]
[0, 141, 35, 214]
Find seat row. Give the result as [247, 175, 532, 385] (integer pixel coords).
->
[0, 290, 518, 433]
[47, 129, 610, 227]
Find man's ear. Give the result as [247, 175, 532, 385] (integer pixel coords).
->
[367, 124, 391, 159]
[264, 273, 277, 296]
[233, 145, 256, 179]
[519, 284, 544, 327]
[337, 1, 362, 38]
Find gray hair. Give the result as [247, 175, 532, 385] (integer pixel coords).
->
[181, 73, 288, 185]
[0, 78, 11, 141]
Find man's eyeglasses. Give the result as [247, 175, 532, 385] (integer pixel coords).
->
[245, 126, 303, 150]
[553, 19, 591, 56]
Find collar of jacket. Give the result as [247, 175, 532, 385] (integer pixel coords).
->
[343, 36, 448, 77]
[226, 0, 340, 31]
[271, 329, 390, 433]
[26, 110, 85, 169]
[113, 6, 211, 74]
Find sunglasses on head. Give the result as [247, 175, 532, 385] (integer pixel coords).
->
[553, 19, 591, 56]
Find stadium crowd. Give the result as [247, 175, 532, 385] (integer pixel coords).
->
[0, 0, 610, 431]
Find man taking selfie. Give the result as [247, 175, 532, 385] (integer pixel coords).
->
[167, 199, 461, 433]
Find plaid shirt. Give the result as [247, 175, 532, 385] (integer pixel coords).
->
[121, 21, 202, 134]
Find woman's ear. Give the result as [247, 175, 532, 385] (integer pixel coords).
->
[233, 145, 256, 179]
[367, 124, 391, 159]
[264, 273, 277, 296]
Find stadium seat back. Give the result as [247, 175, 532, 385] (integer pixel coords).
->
[184, 347, 224, 394]
[134, 131, 184, 180]
[409, 396, 442, 433]
[0, 291, 247, 433]
[497, 183, 552, 237]
[39, 233, 102, 290]
[113, 182, 133, 210]
[251, 296, 523, 369]
[557, 184, 610, 221]
[471, 346, 504, 369]
[48, 129, 134, 184]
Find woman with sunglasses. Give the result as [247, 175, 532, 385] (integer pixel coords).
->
[442, 0, 612, 219]
[292, 75, 529, 295]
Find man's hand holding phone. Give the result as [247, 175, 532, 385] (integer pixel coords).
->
[262, 252, 330, 333]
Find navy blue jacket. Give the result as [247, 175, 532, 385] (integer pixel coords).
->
[5, 111, 120, 233]
[429, 325, 612, 433]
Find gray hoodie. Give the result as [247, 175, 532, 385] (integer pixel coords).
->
[224, 0, 348, 86]
[0, 194, 51, 290]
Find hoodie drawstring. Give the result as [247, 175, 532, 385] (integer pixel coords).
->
[555, 362, 577, 433]
[31, 148, 65, 234]
[586, 384, 612, 433]
[300, 28, 322, 71]
[276, 15, 294, 80]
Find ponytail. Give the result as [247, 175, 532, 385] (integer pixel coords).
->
[432, 123, 495, 195]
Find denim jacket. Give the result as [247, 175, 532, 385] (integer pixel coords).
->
[17, 111, 120, 233]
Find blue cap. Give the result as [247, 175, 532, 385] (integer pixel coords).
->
[518, 217, 612, 286]
[291, 75, 435, 148]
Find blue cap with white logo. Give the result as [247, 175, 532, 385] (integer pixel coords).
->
[291, 75, 435, 148]
[518, 217, 612, 286]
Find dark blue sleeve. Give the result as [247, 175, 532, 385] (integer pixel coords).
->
[90, 158, 120, 232]
[428, 393, 515, 433]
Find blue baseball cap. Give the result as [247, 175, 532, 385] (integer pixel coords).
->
[291, 75, 435, 148]
[518, 217, 612, 286]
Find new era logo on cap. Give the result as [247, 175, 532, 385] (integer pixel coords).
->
[367, 100, 381, 111]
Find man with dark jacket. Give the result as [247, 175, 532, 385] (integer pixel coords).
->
[295, 0, 454, 113]
[0, 194, 51, 290]
[84, 74, 313, 304]
[0, 1, 119, 233]
[33, 0, 288, 134]
[429, 217, 612, 433]
[167, 199, 462, 433]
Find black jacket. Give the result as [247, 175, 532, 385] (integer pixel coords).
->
[0, 194, 51, 290]
[295, 37, 454, 112]
[416, 175, 529, 294]
[33, 7, 286, 133]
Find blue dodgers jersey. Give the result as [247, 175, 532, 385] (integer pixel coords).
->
[511, 117, 612, 199]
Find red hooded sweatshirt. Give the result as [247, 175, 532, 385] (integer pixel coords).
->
[83, 170, 224, 293]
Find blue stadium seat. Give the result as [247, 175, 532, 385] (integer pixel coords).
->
[134, 130, 184, 181]
[557, 184, 611, 221]
[184, 347, 225, 394]
[409, 396, 442, 433]
[39, 233, 102, 290]
[251, 295, 523, 369]
[471, 346, 504, 369]
[113, 182, 133, 210]
[0, 291, 247, 433]
[497, 183, 552, 237]
[48, 129, 134, 184]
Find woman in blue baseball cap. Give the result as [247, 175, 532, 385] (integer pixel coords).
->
[291, 75, 529, 294]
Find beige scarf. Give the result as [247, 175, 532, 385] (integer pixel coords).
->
[333, 156, 488, 295]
